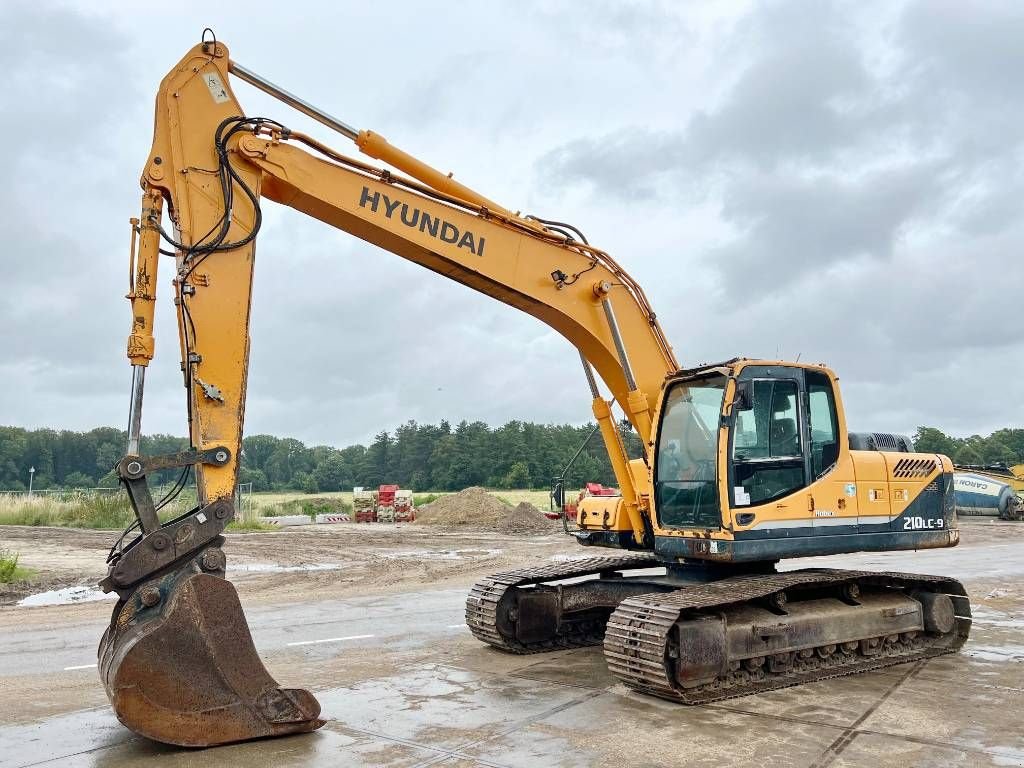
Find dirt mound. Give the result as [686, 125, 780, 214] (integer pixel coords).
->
[496, 502, 558, 535]
[417, 488, 557, 535]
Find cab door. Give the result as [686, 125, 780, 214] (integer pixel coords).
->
[804, 370, 859, 533]
[726, 365, 858, 537]
[727, 367, 810, 536]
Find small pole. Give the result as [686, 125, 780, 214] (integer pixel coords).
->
[28, 466, 35, 497]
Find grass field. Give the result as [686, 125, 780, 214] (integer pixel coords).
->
[0, 488, 554, 530]
[0, 491, 268, 531]
[0, 492, 142, 529]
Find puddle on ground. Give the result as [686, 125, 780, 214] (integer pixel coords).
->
[969, 606, 1024, 628]
[965, 643, 1024, 662]
[380, 548, 502, 561]
[229, 562, 346, 573]
[18, 585, 117, 607]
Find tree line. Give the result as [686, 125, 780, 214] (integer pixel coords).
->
[0, 420, 641, 493]
[911, 427, 1024, 468]
[1, 423, 1020, 493]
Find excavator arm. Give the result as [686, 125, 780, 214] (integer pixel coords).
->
[103, 37, 677, 746]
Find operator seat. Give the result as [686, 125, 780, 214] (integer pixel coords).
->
[771, 418, 799, 456]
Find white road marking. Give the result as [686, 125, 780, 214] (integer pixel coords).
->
[447, 624, 467, 629]
[286, 634, 375, 647]
[64, 664, 97, 671]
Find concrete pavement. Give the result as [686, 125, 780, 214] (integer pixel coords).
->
[1, 522, 1022, 767]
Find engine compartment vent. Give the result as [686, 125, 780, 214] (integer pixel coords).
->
[892, 457, 939, 478]
[849, 432, 915, 452]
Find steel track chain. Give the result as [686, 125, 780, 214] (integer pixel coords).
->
[603, 568, 971, 704]
[465, 553, 659, 653]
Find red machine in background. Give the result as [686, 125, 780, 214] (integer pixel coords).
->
[547, 482, 619, 521]
[547, 424, 618, 525]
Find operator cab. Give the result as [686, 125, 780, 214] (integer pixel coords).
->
[655, 360, 841, 530]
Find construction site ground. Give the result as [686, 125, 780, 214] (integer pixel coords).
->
[0, 518, 1021, 767]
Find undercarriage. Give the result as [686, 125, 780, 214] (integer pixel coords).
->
[466, 556, 971, 703]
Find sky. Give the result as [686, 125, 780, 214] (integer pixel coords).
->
[0, 0, 1021, 447]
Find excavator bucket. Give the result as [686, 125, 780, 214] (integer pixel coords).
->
[98, 563, 324, 747]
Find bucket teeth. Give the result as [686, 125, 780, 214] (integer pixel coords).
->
[98, 568, 324, 747]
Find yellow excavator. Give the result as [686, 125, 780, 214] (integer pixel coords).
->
[101, 32, 972, 747]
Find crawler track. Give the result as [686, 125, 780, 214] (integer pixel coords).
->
[465, 553, 659, 653]
[603, 569, 971, 704]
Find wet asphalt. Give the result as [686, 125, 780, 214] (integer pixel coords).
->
[1, 520, 1022, 768]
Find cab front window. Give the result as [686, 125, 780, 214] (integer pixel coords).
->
[656, 375, 726, 528]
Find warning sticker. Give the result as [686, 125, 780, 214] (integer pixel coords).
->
[204, 72, 230, 104]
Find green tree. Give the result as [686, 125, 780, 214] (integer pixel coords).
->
[242, 434, 280, 474]
[502, 461, 531, 489]
[913, 427, 958, 457]
[313, 454, 349, 491]
[95, 443, 121, 476]
[238, 467, 269, 492]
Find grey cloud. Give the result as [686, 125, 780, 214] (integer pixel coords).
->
[711, 160, 945, 280]
[0, 1, 1020, 446]
[534, 0, 1023, 437]
[901, 1, 1024, 106]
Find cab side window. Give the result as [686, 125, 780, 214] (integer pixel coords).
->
[806, 371, 840, 478]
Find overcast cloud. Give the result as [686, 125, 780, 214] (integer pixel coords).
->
[0, 0, 1020, 447]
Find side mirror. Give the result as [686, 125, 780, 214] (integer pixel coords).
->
[734, 381, 754, 411]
